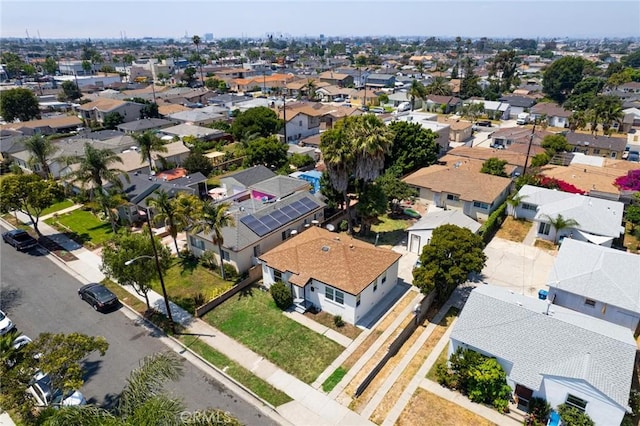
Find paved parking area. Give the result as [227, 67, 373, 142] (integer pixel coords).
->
[480, 237, 556, 297]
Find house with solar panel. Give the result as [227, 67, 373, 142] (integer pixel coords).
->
[451, 285, 635, 426]
[187, 173, 325, 275]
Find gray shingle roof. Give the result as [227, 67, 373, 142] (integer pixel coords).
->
[407, 209, 481, 233]
[221, 165, 276, 188]
[116, 118, 175, 132]
[548, 239, 640, 313]
[517, 185, 625, 238]
[249, 175, 310, 199]
[451, 285, 635, 410]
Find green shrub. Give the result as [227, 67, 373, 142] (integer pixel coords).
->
[339, 219, 349, 232]
[333, 315, 345, 328]
[557, 404, 594, 426]
[270, 281, 293, 310]
[200, 250, 218, 270]
[478, 201, 507, 244]
[525, 397, 551, 426]
[435, 363, 457, 389]
[223, 263, 239, 282]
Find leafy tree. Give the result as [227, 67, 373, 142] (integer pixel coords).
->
[480, 157, 508, 177]
[542, 56, 588, 104]
[190, 201, 235, 280]
[407, 79, 427, 111]
[0, 52, 26, 78]
[0, 87, 40, 122]
[625, 205, 640, 232]
[466, 357, 512, 412]
[424, 76, 452, 96]
[183, 150, 214, 177]
[0, 174, 61, 235]
[271, 281, 293, 310]
[289, 152, 315, 169]
[413, 224, 486, 301]
[132, 130, 167, 174]
[230, 106, 283, 141]
[356, 183, 388, 235]
[460, 61, 483, 99]
[59, 80, 82, 101]
[243, 135, 288, 169]
[65, 143, 125, 198]
[488, 50, 519, 93]
[23, 134, 56, 178]
[94, 188, 126, 233]
[147, 189, 188, 254]
[182, 66, 197, 84]
[101, 231, 171, 309]
[209, 120, 231, 132]
[591, 94, 623, 134]
[543, 213, 580, 243]
[530, 153, 550, 168]
[622, 49, 640, 68]
[557, 404, 595, 426]
[319, 171, 344, 210]
[541, 134, 571, 156]
[81, 60, 92, 75]
[459, 102, 485, 122]
[376, 170, 418, 211]
[103, 112, 124, 129]
[386, 122, 438, 175]
[44, 351, 242, 426]
[205, 77, 228, 92]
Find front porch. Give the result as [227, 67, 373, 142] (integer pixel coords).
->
[293, 298, 313, 314]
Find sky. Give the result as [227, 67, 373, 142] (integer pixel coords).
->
[1, 0, 639, 40]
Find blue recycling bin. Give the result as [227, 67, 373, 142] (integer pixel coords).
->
[538, 289, 548, 300]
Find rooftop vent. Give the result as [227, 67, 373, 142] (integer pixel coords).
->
[321, 245, 330, 252]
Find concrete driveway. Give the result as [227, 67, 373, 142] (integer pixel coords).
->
[480, 237, 556, 297]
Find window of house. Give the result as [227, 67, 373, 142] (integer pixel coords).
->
[253, 245, 261, 257]
[538, 222, 551, 235]
[325, 286, 344, 305]
[611, 151, 617, 158]
[274, 269, 282, 282]
[299, 120, 302, 126]
[356, 294, 361, 307]
[593, 149, 600, 155]
[584, 298, 596, 307]
[566, 394, 588, 412]
[446, 194, 460, 201]
[473, 201, 489, 210]
[189, 236, 205, 250]
[373, 283, 378, 292]
[221, 250, 230, 261]
[381, 276, 387, 285]
[282, 230, 287, 241]
[522, 203, 537, 211]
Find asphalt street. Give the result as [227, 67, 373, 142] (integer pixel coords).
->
[0, 226, 277, 426]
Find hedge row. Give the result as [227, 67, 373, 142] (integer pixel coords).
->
[478, 201, 507, 244]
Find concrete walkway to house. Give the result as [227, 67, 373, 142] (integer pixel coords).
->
[522, 218, 538, 246]
[283, 311, 353, 347]
[4, 212, 374, 426]
[40, 203, 84, 221]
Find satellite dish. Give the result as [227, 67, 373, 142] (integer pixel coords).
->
[326, 224, 335, 232]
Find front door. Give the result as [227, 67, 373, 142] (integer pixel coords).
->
[515, 384, 534, 412]
[410, 234, 421, 253]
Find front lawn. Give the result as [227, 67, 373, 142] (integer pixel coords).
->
[154, 257, 233, 314]
[397, 388, 496, 426]
[495, 217, 532, 243]
[45, 208, 114, 246]
[41, 199, 75, 216]
[354, 213, 412, 247]
[203, 285, 344, 384]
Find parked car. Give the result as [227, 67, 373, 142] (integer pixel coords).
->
[371, 107, 385, 114]
[628, 150, 639, 162]
[12, 335, 32, 350]
[475, 120, 492, 127]
[0, 310, 15, 336]
[26, 371, 86, 408]
[333, 97, 345, 102]
[78, 283, 119, 312]
[2, 229, 38, 251]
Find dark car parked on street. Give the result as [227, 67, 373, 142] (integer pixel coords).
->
[2, 229, 38, 251]
[78, 283, 119, 312]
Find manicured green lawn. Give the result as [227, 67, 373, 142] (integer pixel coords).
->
[45, 208, 113, 246]
[41, 199, 75, 216]
[322, 366, 348, 392]
[353, 213, 413, 247]
[153, 257, 233, 314]
[203, 286, 344, 384]
[179, 336, 292, 407]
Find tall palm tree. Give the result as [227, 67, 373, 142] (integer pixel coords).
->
[304, 78, 317, 101]
[190, 201, 235, 280]
[507, 194, 527, 220]
[599, 96, 624, 135]
[425, 76, 453, 96]
[147, 190, 187, 255]
[543, 213, 579, 244]
[132, 131, 167, 174]
[43, 352, 242, 426]
[192, 35, 204, 87]
[96, 188, 125, 234]
[65, 143, 125, 199]
[174, 192, 203, 223]
[351, 114, 393, 183]
[24, 134, 56, 178]
[407, 79, 427, 111]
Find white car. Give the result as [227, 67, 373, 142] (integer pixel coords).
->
[0, 310, 15, 336]
[26, 371, 86, 408]
[12, 335, 33, 350]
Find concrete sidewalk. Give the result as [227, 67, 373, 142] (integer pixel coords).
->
[5, 212, 374, 426]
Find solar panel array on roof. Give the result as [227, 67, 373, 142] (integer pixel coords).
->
[239, 197, 320, 237]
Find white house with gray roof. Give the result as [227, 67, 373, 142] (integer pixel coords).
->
[547, 239, 640, 333]
[513, 185, 625, 247]
[407, 209, 481, 254]
[451, 285, 635, 426]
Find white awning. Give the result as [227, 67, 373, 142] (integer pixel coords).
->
[574, 230, 613, 246]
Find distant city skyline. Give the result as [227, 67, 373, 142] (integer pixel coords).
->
[1, 1, 639, 40]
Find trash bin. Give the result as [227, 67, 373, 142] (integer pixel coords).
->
[538, 290, 548, 300]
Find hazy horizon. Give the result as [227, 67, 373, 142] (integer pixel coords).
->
[1, 1, 639, 41]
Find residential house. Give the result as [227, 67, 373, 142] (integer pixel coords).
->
[619, 81, 640, 94]
[219, 165, 277, 197]
[349, 89, 379, 108]
[230, 73, 295, 93]
[565, 132, 627, 160]
[388, 91, 420, 109]
[317, 71, 354, 88]
[365, 73, 396, 88]
[424, 95, 462, 114]
[536, 160, 637, 197]
[259, 227, 401, 324]
[446, 120, 473, 143]
[0, 115, 82, 136]
[547, 239, 640, 333]
[188, 181, 325, 275]
[407, 209, 481, 254]
[621, 107, 640, 134]
[116, 118, 176, 135]
[468, 99, 511, 120]
[118, 140, 191, 173]
[403, 166, 511, 221]
[438, 146, 525, 177]
[76, 98, 144, 125]
[0, 130, 25, 162]
[284, 78, 330, 99]
[530, 103, 572, 128]
[166, 108, 227, 126]
[512, 185, 625, 247]
[450, 285, 635, 426]
[490, 127, 554, 150]
[278, 102, 360, 143]
[159, 124, 231, 143]
[315, 85, 356, 102]
[498, 95, 537, 118]
[390, 114, 451, 155]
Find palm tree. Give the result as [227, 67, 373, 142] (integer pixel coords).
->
[132, 131, 167, 174]
[43, 352, 242, 425]
[351, 114, 393, 183]
[192, 35, 204, 87]
[174, 192, 203, 223]
[147, 190, 187, 255]
[599, 96, 624, 135]
[507, 194, 527, 220]
[23, 134, 56, 178]
[569, 111, 587, 132]
[190, 201, 235, 280]
[65, 143, 125, 199]
[304, 78, 317, 101]
[96, 189, 125, 234]
[543, 213, 579, 244]
[407, 79, 427, 111]
[425, 76, 453, 96]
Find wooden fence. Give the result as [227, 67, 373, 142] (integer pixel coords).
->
[194, 265, 262, 317]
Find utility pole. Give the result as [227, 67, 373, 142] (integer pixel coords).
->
[522, 120, 537, 176]
[282, 87, 287, 143]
